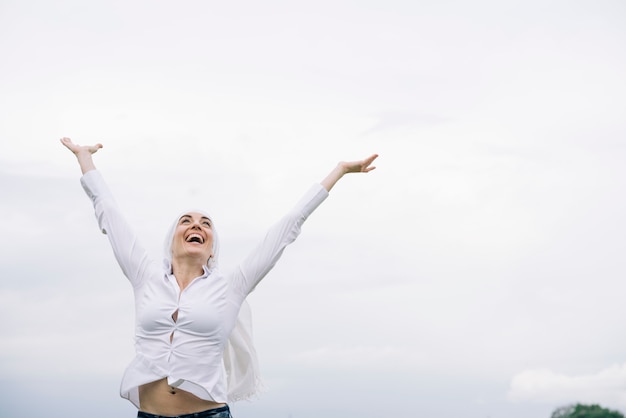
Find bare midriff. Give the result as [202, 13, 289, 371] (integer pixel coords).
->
[138, 378, 226, 415]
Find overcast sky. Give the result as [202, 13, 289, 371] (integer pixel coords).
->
[1, 1, 626, 417]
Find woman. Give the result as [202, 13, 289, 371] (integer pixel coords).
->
[60, 137, 377, 418]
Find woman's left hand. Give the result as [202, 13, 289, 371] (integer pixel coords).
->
[321, 154, 379, 192]
[339, 154, 378, 174]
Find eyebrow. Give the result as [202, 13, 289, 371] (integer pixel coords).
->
[179, 215, 212, 224]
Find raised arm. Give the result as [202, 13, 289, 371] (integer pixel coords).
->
[60, 136, 156, 288]
[230, 154, 379, 299]
[320, 154, 378, 192]
[60, 137, 103, 174]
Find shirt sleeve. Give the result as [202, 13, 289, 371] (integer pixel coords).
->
[80, 170, 155, 288]
[229, 183, 329, 299]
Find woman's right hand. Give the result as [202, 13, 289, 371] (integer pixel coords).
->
[60, 137, 103, 174]
[60, 137, 103, 156]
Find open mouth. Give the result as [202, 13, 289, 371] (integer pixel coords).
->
[185, 233, 204, 244]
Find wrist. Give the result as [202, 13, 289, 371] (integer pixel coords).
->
[336, 162, 349, 176]
[75, 151, 96, 174]
[75, 149, 93, 158]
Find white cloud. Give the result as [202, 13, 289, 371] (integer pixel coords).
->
[507, 364, 626, 407]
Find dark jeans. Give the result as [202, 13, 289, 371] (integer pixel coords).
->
[137, 405, 231, 418]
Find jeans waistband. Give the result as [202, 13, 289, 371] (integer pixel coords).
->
[137, 405, 230, 418]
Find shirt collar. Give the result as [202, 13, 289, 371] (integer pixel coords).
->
[164, 262, 211, 280]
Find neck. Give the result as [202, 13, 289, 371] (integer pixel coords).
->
[171, 258, 205, 291]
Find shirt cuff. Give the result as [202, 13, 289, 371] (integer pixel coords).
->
[297, 183, 329, 217]
[80, 169, 109, 201]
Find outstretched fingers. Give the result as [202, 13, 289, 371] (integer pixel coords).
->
[60, 137, 103, 155]
[89, 143, 104, 153]
[60, 137, 77, 152]
[361, 153, 378, 172]
[342, 153, 378, 174]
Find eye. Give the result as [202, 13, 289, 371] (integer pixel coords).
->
[203, 221, 211, 227]
[180, 218, 190, 224]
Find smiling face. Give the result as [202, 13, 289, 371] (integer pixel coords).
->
[170, 212, 214, 264]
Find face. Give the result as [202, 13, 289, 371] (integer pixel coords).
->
[171, 212, 214, 263]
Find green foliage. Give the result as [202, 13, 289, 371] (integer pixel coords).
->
[551, 403, 625, 418]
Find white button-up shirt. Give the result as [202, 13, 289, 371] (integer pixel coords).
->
[80, 170, 328, 408]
